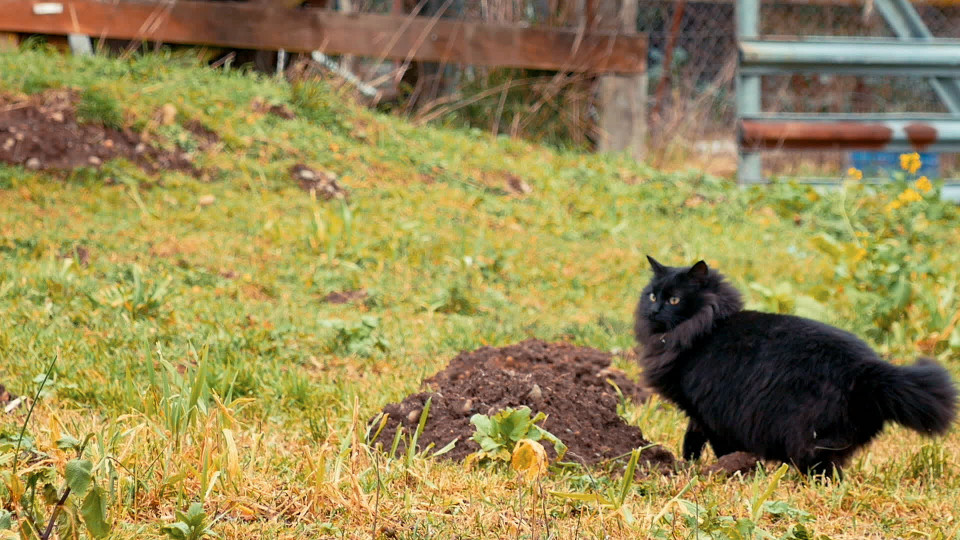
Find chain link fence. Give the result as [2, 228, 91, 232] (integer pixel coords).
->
[313, 0, 960, 176]
[636, 0, 960, 176]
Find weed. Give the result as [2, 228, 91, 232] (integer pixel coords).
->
[161, 502, 216, 540]
[320, 316, 390, 357]
[95, 264, 174, 320]
[76, 87, 124, 130]
[466, 407, 566, 466]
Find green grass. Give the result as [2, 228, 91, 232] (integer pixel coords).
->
[0, 47, 959, 539]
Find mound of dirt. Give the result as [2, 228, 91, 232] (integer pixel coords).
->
[704, 452, 761, 477]
[371, 340, 675, 469]
[0, 90, 197, 175]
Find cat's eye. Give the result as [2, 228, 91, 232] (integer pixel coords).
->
[669, 296, 680, 305]
[648, 293, 656, 302]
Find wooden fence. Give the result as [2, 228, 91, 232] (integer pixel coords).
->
[0, 0, 649, 156]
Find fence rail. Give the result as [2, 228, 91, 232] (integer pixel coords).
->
[0, 0, 647, 72]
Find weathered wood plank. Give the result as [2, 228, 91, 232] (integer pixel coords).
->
[595, 0, 646, 159]
[0, 0, 647, 73]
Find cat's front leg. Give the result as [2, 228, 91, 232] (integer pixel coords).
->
[682, 418, 709, 461]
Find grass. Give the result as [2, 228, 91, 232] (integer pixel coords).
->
[0, 46, 959, 539]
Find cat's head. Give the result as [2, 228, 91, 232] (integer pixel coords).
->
[635, 255, 743, 342]
[638, 256, 713, 333]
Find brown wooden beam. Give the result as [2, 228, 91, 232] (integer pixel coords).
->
[0, 0, 647, 73]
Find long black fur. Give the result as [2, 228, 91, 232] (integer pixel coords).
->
[634, 256, 958, 476]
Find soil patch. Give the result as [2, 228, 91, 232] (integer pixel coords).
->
[323, 289, 367, 304]
[290, 164, 348, 200]
[251, 97, 296, 120]
[372, 340, 674, 469]
[0, 90, 197, 175]
[704, 452, 761, 477]
[184, 120, 220, 149]
[0, 384, 15, 405]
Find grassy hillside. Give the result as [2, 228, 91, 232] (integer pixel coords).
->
[1, 47, 959, 539]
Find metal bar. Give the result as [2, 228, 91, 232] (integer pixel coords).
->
[67, 33, 92, 56]
[740, 117, 960, 152]
[744, 112, 960, 121]
[873, 0, 960, 114]
[739, 38, 960, 77]
[874, 0, 932, 38]
[736, 0, 762, 184]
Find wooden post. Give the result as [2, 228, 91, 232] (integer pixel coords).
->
[595, 0, 647, 161]
[0, 33, 18, 51]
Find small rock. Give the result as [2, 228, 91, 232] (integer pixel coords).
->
[507, 176, 533, 195]
[460, 399, 473, 414]
[298, 168, 316, 181]
[25, 157, 41, 170]
[75, 246, 90, 266]
[103, 139, 114, 149]
[49, 111, 64, 123]
[14, 133, 24, 141]
[134, 143, 146, 154]
[88, 156, 102, 166]
[527, 384, 543, 401]
[2, 138, 13, 150]
[407, 408, 421, 423]
[160, 103, 177, 125]
[198, 194, 216, 207]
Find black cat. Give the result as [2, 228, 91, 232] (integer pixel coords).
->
[634, 256, 958, 477]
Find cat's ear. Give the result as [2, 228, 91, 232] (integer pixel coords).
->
[646, 255, 667, 276]
[688, 260, 709, 282]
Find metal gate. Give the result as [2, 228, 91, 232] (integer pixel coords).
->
[735, 0, 960, 186]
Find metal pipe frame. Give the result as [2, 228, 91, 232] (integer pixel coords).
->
[740, 38, 960, 77]
[736, 0, 762, 184]
[741, 116, 960, 152]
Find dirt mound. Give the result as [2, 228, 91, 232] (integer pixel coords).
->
[0, 90, 196, 175]
[371, 340, 675, 469]
[704, 452, 761, 477]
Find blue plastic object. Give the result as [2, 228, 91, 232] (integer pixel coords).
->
[850, 151, 940, 178]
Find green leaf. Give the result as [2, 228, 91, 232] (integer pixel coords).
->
[502, 408, 534, 441]
[80, 485, 111, 538]
[161, 522, 191, 540]
[751, 464, 790, 521]
[469, 414, 493, 438]
[432, 438, 458, 457]
[184, 502, 207, 527]
[0, 510, 11, 530]
[550, 491, 613, 506]
[65, 459, 93, 497]
[761, 500, 812, 523]
[477, 435, 503, 453]
[539, 430, 567, 461]
[55, 435, 82, 451]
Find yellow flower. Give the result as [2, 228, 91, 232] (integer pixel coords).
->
[885, 200, 902, 213]
[900, 152, 922, 175]
[898, 187, 923, 204]
[846, 167, 863, 181]
[915, 176, 933, 193]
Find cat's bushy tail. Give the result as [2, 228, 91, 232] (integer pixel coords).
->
[866, 358, 957, 435]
